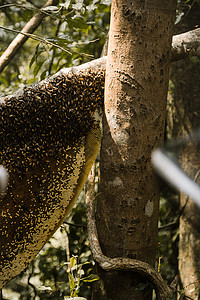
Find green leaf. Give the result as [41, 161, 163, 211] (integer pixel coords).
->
[33, 59, 45, 77]
[70, 256, 77, 269]
[67, 17, 88, 30]
[41, 6, 60, 13]
[189, 56, 199, 64]
[29, 44, 45, 68]
[40, 70, 47, 81]
[68, 273, 76, 291]
[29, 54, 36, 69]
[82, 274, 100, 282]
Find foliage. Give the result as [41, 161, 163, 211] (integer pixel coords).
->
[64, 255, 99, 297]
[0, 0, 110, 93]
[157, 196, 179, 284]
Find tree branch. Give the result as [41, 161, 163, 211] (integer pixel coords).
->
[0, 28, 199, 101]
[0, 56, 106, 102]
[1, 21, 199, 76]
[85, 164, 173, 300]
[171, 28, 200, 61]
[0, 0, 59, 73]
[0, 26, 73, 55]
[0, 25, 95, 58]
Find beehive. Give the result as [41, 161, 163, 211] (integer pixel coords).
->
[0, 70, 104, 288]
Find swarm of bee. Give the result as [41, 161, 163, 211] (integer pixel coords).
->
[0, 70, 105, 288]
[0, 71, 104, 175]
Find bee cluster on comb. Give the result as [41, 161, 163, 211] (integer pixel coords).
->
[0, 69, 105, 288]
[0, 70, 104, 176]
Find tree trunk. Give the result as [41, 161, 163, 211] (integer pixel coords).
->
[93, 1, 176, 299]
[168, 2, 200, 299]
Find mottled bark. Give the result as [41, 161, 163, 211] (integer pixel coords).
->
[94, 1, 176, 299]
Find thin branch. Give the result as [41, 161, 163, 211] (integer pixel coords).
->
[175, 0, 196, 29]
[159, 169, 200, 231]
[0, 25, 73, 56]
[85, 164, 173, 300]
[27, 261, 37, 298]
[0, 3, 73, 20]
[48, 19, 62, 75]
[159, 221, 177, 230]
[0, 25, 94, 62]
[0, 3, 55, 16]
[0, 0, 59, 73]
[63, 221, 87, 229]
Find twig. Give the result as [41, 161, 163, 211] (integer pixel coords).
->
[0, 3, 58, 18]
[177, 169, 200, 220]
[27, 261, 37, 299]
[85, 164, 173, 300]
[0, 25, 94, 59]
[1, 22, 200, 76]
[159, 221, 177, 230]
[0, 26, 72, 55]
[63, 221, 87, 229]
[48, 19, 62, 75]
[175, 0, 196, 28]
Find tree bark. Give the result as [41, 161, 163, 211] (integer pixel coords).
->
[93, 1, 176, 299]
